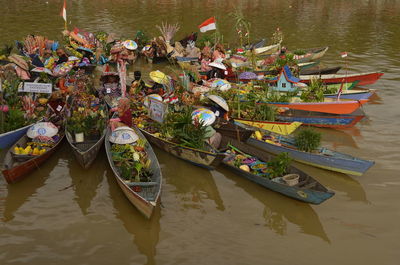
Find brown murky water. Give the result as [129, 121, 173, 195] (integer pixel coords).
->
[1, 1, 399, 264]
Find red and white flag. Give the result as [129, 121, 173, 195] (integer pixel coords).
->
[198, 17, 216, 33]
[60, 0, 67, 22]
[340, 51, 348, 58]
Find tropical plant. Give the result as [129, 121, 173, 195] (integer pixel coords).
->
[267, 152, 291, 179]
[156, 22, 180, 43]
[230, 9, 251, 47]
[294, 128, 322, 152]
[300, 77, 325, 102]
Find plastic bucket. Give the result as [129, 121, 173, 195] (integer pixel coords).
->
[75, 132, 84, 143]
[282, 174, 299, 186]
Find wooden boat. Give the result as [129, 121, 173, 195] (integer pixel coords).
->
[238, 123, 374, 176]
[2, 131, 65, 184]
[140, 128, 225, 170]
[300, 66, 341, 75]
[324, 89, 375, 100]
[105, 126, 162, 218]
[265, 98, 369, 115]
[324, 81, 359, 91]
[294, 47, 329, 63]
[66, 129, 106, 169]
[253, 43, 281, 56]
[234, 119, 302, 135]
[300, 72, 384, 86]
[0, 123, 35, 150]
[276, 113, 365, 129]
[298, 62, 319, 70]
[218, 136, 335, 204]
[214, 121, 254, 142]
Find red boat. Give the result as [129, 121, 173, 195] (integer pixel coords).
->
[264, 99, 369, 115]
[2, 134, 64, 184]
[299, 72, 384, 86]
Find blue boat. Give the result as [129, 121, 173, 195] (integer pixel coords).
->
[277, 113, 365, 129]
[240, 126, 374, 176]
[219, 137, 334, 204]
[324, 90, 375, 100]
[0, 124, 34, 150]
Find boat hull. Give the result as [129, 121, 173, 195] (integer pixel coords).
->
[67, 133, 106, 169]
[105, 127, 162, 219]
[276, 114, 364, 129]
[247, 138, 374, 176]
[300, 72, 384, 86]
[2, 136, 64, 184]
[0, 124, 33, 150]
[140, 129, 224, 170]
[265, 99, 368, 115]
[324, 91, 374, 100]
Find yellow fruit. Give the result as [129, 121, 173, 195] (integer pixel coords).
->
[14, 147, 20, 154]
[239, 165, 250, 172]
[40, 149, 46, 155]
[33, 148, 40, 155]
[254, 131, 263, 141]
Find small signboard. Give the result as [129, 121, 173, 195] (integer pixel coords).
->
[19, 82, 52, 94]
[148, 98, 167, 123]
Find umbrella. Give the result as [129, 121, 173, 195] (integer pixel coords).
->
[238, 71, 257, 80]
[123, 40, 138, 51]
[149, 70, 168, 85]
[192, 107, 209, 116]
[210, 78, 231, 91]
[209, 61, 226, 70]
[77, 46, 94, 54]
[144, 94, 163, 108]
[207, 94, 229, 112]
[31, 67, 53, 76]
[109, 126, 139, 144]
[27, 122, 58, 138]
[8, 54, 29, 71]
[192, 109, 216, 126]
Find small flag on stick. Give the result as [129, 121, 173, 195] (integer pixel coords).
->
[60, 0, 67, 30]
[198, 17, 217, 33]
[340, 51, 348, 58]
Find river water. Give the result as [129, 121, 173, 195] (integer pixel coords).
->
[1, 1, 399, 264]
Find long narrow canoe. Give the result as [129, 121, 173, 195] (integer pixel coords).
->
[219, 136, 335, 204]
[234, 119, 302, 135]
[140, 128, 225, 170]
[239, 124, 374, 176]
[324, 90, 375, 100]
[253, 43, 281, 56]
[276, 114, 364, 129]
[324, 81, 359, 91]
[265, 99, 369, 115]
[294, 47, 329, 63]
[2, 133, 65, 184]
[105, 127, 162, 219]
[300, 72, 384, 86]
[300, 66, 341, 75]
[0, 123, 35, 150]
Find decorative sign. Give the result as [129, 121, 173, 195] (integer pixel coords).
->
[148, 98, 167, 123]
[19, 82, 52, 94]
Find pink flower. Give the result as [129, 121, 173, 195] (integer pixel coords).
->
[0, 105, 9, 112]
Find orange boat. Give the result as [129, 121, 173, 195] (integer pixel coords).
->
[264, 99, 368, 115]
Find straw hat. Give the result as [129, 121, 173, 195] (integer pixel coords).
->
[209, 61, 226, 70]
[109, 126, 139, 144]
[149, 70, 168, 85]
[207, 94, 229, 112]
[27, 122, 58, 138]
[8, 54, 29, 71]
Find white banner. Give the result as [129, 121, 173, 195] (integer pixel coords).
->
[20, 82, 52, 94]
[148, 98, 167, 123]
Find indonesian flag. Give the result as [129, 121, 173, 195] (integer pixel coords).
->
[340, 51, 348, 58]
[198, 17, 216, 33]
[60, 0, 67, 22]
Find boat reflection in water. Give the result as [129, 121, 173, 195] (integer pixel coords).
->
[68, 150, 107, 215]
[0, 143, 65, 222]
[294, 162, 368, 203]
[106, 168, 161, 265]
[154, 148, 225, 212]
[216, 167, 330, 242]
